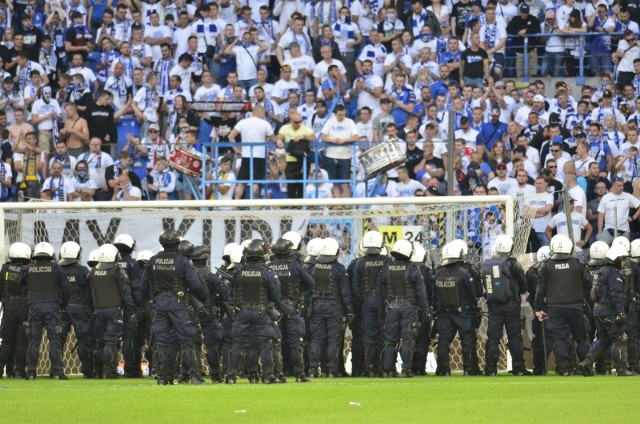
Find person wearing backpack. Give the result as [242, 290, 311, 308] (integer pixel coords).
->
[482, 234, 528, 376]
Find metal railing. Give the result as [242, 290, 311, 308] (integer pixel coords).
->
[505, 31, 624, 84]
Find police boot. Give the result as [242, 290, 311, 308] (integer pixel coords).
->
[613, 341, 633, 377]
[295, 373, 310, 383]
[190, 375, 205, 385]
[412, 352, 427, 376]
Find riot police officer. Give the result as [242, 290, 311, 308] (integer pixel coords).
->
[379, 240, 429, 378]
[352, 230, 387, 378]
[577, 245, 634, 376]
[218, 242, 242, 377]
[613, 236, 638, 375]
[450, 239, 484, 375]
[282, 231, 305, 263]
[192, 245, 229, 383]
[226, 239, 291, 384]
[433, 242, 477, 376]
[114, 234, 145, 378]
[87, 249, 100, 268]
[270, 238, 314, 382]
[140, 229, 209, 385]
[304, 238, 324, 269]
[19, 242, 71, 380]
[535, 234, 592, 376]
[86, 244, 136, 379]
[482, 235, 527, 376]
[136, 249, 154, 377]
[58, 241, 95, 378]
[526, 246, 551, 375]
[0, 243, 31, 378]
[410, 244, 435, 376]
[628, 240, 640, 374]
[347, 241, 366, 377]
[308, 238, 353, 378]
[585, 242, 611, 375]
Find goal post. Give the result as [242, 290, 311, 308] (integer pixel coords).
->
[1, 194, 541, 375]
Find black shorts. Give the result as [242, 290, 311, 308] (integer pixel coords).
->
[237, 157, 266, 182]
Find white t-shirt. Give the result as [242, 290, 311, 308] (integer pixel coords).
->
[77, 151, 114, 189]
[353, 74, 383, 110]
[41, 175, 73, 202]
[233, 44, 260, 81]
[527, 192, 554, 232]
[597, 191, 640, 232]
[169, 65, 192, 94]
[547, 210, 588, 242]
[272, 79, 301, 100]
[313, 59, 347, 83]
[306, 183, 333, 199]
[31, 99, 62, 131]
[395, 179, 427, 197]
[234, 117, 274, 158]
[115, 184, 143, 201]
[145, 24, 173, 62]
[71, 178, 98, 202]
[321, 116, 359, 160]
[488, 176, 518, 195]
[569, 184, 588, 219]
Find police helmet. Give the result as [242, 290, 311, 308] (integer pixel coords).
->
[631, 239, 640, 259]
[304, 238, 324, 264]
[223, 243, 242, 262]
[282, 231, 303, 251]
[361, 230, 384, 255]
[357, 239, 367, 258]
[113, 234, 136, 252]
[191, 246, 209, 262]
[536, 246, 551, 262]
[391, 239, 414, 261]
[59, 241, 81, 265]
[612, 236, 631, 254]
[450, 239, 469, 257]
[136, 249, 154, 264]
[493, 234, 514, 256]
[32, 242, 55, 260]
[96, 244, 120, 269]
[606, 245, 628, 266]
[244, 239, 266, 259]
[159, 229, 181, 246]
[316, 238, 340, 263]
[178, 239, 195, 258]
[9, 242, 31, 262]
[87, 249, 100, 268]
[227, 243, 244, 269]
[550, 234, 573, 255]
[272, 238, 293, 256]
[410, 244, 427, 264]
[241, 239, 253, 249]
[440, 242, 463, 266]
[381, 246, 389, 257]
[589, 241, 609, 260]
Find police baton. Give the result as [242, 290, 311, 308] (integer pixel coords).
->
[540, 315, 548, 375]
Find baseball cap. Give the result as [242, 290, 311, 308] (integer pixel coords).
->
[519, 3, 530, 13]
[468, 161, 480, 170]
[149, 123, 160, 131]
[496, 162, 507, 170]
[575, 132, 587, 139]
[70, 11, 83, 20]
[569, 197, 576, 203]
[602, 89, 613, 98]
[552, 135, 564, 144]
[426, 186, 440, 196]
[549, 112, 560, 124]
[495, 80, 506, 88]
[533, 94, 545, 102]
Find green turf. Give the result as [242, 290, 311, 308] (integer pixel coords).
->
[0, 376, 637, 423]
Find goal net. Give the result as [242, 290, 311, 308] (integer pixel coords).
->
[0, 195, 538, 375]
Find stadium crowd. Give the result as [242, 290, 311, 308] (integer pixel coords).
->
[0, 0, 638, 242]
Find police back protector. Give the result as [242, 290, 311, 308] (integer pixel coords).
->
[361, 255, 385, 296]
[387, 261, 413, 303]
[544, 258, 584, 305]
[435, 266, 465, 311]
[313, 263, 338, 298]
[25, 260, 59, 303]
[151, 251, 184, 296]
[483, 256, 513, 303]
[1, 262, 25, 298]
[270, 258, 299, 303]
[234, 263, 268, 309]
[62, 264, 85, 306]
[89, 267, 123, 309]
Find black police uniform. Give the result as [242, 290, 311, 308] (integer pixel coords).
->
[194, 260, 229, 383]
[577, 259, 633, 376]
[352, 253, 387, 377]
[347, 257, 365, 376]
[461, 260, 484, 375]
[216, 264, 235, 377]
[623, 258, 640, 373]
[526, 260, 551, 375]
[226, 258, 290, 383]
[59, 261, 95, 378]
[433, 261, 476, 375]
[270, 254, 314, 380]
[18, 258, 71, 379]
[0, 260, 28, 378]
[482, 254, 527, 375]
[86, 262, 135, 379]
[140, 245, 209, 384]
[117, 251, 145, 378]
[379, 258, 429, 377]
[412, 263, 436, 375]
[308, 256, 353, 378]
[535, 253, 591, 375]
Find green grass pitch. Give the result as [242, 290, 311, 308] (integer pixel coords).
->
[0, 376, 638, 423]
